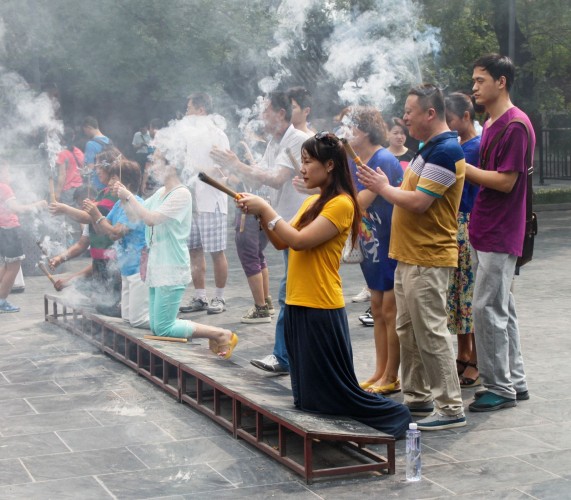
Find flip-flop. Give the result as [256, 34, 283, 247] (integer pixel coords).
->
[210, 332, 239, 360]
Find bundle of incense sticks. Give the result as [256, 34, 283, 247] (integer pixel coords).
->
[341, 138, 365, 168]
[143, 335, 188, 343]
[285, 148, 301, 176]
[37, 261, 57, 286]
[198, 171, 247, 232]
[198, 172, 240, 199]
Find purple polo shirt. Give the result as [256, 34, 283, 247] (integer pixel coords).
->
[469, 107, 535, 256]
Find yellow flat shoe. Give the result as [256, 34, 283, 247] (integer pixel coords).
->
[212, 332, 239, 360]
[359, 381, 374, 390]
[369, 379, 401, 395]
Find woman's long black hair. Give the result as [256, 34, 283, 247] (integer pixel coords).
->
[294, 133, 361, 247]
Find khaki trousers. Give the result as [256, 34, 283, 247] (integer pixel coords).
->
[395, 262, 463, 415]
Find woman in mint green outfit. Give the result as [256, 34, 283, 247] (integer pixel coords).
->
[114, 158, 237, 358]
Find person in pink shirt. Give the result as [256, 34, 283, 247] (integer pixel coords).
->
[0, 162, 48, 313]
[55, 128, 84, 204]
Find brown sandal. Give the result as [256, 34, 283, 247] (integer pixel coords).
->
[456, 358, 469, 375]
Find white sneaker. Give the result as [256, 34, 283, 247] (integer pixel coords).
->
[351, 287, 371, 303]
[207, 297, 226, 315]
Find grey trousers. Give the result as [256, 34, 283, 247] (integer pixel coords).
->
[472, 249, 528, 399]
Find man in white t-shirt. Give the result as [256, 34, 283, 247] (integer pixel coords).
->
[178, 93, 231, 315]
[211, 91, 310, 373]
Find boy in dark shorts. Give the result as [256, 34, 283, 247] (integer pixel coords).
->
[0, 163, 48, 312]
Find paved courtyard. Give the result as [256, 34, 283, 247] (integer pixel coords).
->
[0, 208, 570, 499]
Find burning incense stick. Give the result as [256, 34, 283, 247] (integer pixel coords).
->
[143, 335, 188, 343]
[341, 138, 365, 168]
[285, 147, 301, 176]
[38, 261, 57, 286]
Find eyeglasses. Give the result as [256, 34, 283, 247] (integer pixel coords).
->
[315, 131, 340, 147]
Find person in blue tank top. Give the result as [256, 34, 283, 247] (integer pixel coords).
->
[348, 107, 404, 395]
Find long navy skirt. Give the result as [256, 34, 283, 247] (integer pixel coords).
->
[284, 305, 411, 438]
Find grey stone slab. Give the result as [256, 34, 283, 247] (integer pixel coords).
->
[0, 458, 32, 486]
[0, 380, 65, 401]
[151, 416, 229, 440]
[184, 481, 318, 499]
[519, 477, 571, 500]
[0, 398, 35, 418]
[0, 409, 100, 437]
[516, 449, 571, 476]
[421, 456, 558, 495]
[308, 474, 452, 499]
[23, 447, 146, 481]
[207, 456, 297, 487]
[0, 432, 69, 460]
[3, 362, 89, 384]
[0, 358, 36, 372]
[517, 422, 571, 449]
[56, 374, 139, 395]
[97, 463, 233, 498]
[129, 436, 255, 468]
[431, 489, 536, 499]
[0, 475, 112, 500]
[517, 398, 571, 423]
[421, 428, 556, 461]
[57, 421, 174, 452]
[26, 390, 124, 414]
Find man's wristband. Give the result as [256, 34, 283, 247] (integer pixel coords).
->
[95, 216, 105, 225]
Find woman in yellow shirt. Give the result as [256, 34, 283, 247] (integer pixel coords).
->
[237, 133, 411, 438]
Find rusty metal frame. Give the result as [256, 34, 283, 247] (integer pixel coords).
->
[44, 293, 395, 483]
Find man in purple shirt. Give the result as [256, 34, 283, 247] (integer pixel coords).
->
[466, 54, 535, 412]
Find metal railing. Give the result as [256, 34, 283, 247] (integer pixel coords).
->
[539, 128, 571, 184]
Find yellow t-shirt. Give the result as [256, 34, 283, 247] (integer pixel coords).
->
[389, 132, 466, 267]
[286, 194, 354, 309]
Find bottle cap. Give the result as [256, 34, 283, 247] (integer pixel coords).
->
[409, 423, 418, 430]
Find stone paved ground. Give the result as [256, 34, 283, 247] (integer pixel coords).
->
[0, 208, 570, 499]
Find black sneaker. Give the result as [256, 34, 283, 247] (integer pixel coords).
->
[405, 403, 435, 417]
[250, 354, 289, 374]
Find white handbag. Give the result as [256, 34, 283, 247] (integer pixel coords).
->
[342, 232, 363, 264]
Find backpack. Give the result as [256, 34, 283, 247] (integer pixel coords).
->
[90, 137, 114, 152]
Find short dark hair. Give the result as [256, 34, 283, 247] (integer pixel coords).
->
[82, 116, 99, 129]
[352, 107, 388, 146]
[445, 93, 475, 121]
[408, 84, 445, 120]
[187, 92, 212, 114]
[473, 53, 515, 91]
[267, 91, 292, 122]
[287, 86, 312, 111]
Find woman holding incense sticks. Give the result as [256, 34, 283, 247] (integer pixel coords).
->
[113, 153, 237, 359]
[236, 133, 411, 438]
[83, 159, 149, 329]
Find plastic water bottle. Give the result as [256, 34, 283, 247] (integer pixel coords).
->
[405, 422, 421, 481]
